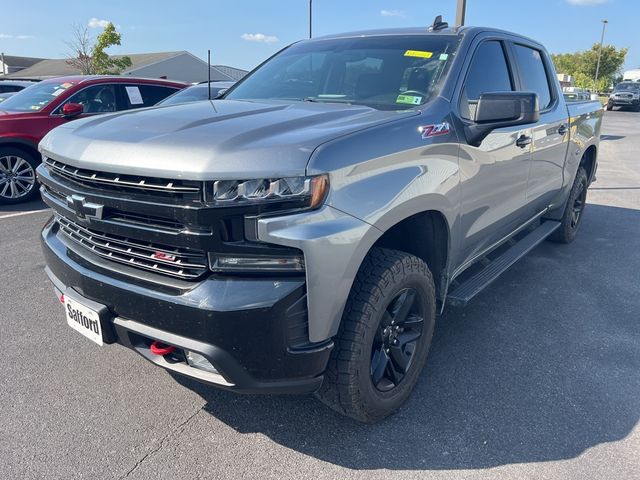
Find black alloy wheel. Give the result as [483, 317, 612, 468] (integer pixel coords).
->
[370, 288, 424, 392]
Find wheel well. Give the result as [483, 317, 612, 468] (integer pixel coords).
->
[372, 211, 449, 300]
[0, 141, 39, 161]
[581, 145, 597, 183]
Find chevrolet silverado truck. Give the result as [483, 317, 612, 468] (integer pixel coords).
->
[606, 81, 640, 111]
[38, 19, 602, 422]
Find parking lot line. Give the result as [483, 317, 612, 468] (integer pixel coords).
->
[0, 208, 50, 220]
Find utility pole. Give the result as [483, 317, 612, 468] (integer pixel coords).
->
[594, 19, 608, 92]
[309, 0, 313, 38]
[456, 0, 467, 26]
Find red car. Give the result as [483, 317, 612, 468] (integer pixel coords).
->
[0, 76, 186, 204]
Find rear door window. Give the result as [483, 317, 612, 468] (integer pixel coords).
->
[120, 84, 180, 109]
[460, 41, 513, 120]
[512, 44, 553, 109]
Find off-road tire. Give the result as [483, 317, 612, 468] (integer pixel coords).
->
[316, 247, 436, 423]
[548, 166, 588, 244]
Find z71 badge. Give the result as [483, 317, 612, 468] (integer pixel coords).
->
[419, 122, 451, 139]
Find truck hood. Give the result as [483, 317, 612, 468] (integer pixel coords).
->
[39, 99, 417, 180]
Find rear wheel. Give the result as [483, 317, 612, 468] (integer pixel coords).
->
[548, 167, 588, 244]
[0, 148, 39, 205]
[316, 247, 436, 423]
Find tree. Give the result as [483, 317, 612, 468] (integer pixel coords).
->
[552, 44, 628, 91]
[66, 22, 132, 75]
[65, 24, 94, 75]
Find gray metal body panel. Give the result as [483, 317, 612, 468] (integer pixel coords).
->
[39, 26, 603, 343]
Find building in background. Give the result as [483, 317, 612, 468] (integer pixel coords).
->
[0, 54, 47, 76]
[556, 73, 575, 89]
[623, 69, 640, 82]
[3, 51, 246, 83]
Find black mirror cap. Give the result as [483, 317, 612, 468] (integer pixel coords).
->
[465, 92, 540, 147]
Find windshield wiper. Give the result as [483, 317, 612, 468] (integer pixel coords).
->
[303, 97, 353, 105]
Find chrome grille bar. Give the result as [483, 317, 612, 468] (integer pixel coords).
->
[44, 157, 201, 195]
[57, 216, 208, 280]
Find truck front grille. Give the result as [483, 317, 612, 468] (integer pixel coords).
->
[57, 215, 208, 280]
[44, 157, 202, 198]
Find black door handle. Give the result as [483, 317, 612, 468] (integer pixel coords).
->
[558, 124, 568, 136]
[516, 134, 532, 148]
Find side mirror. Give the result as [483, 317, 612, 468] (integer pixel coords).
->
[62, 102, 84, 118]
[465, 92, 539, 147]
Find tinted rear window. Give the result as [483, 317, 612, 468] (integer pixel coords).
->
[512, 44, 553, 109]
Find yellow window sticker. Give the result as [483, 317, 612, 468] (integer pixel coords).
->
[396, 94, 422, 105]
[404, 50, 433, 58]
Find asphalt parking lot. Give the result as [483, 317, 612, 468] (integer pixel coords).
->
[1, 110, 638, 480]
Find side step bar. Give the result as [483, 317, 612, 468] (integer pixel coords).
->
[446, 221, 561, 307]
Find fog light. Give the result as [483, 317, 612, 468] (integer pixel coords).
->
[185, 351, 219, 374]
[209, 253, 305, 273]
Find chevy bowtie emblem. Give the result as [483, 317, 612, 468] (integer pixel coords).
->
[419, 122, 451, 139]
[66, 194, 104, 221]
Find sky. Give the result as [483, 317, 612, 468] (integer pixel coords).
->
[1, 0, 637, 73]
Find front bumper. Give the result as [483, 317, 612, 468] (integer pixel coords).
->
[41, 218, 332, 394]
[608, 97, 640, 106]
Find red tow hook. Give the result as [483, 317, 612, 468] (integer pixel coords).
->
[59, 294, 65, 304]
[150, 341, 176, 356]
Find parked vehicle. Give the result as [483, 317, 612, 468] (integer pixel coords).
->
[0, 92, 17, 103]
[563, 86, 591, 102]
[606, 81, 640, 111]
[0, 79, 37, 94]
[158, 81, 235, 106]
[38, 20, 602, 422]
[0, 76, 186, 204]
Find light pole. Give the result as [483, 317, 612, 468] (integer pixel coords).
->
[594, 19, 608, 92]
[309, 0, 313, 38]
[456, 0, 467, 26]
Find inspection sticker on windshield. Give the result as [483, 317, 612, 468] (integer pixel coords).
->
[404, 50, 433, 58]
[396, 94, 422, 105]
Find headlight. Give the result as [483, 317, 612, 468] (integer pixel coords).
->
[207, 174, 329, 209]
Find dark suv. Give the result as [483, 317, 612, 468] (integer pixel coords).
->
[607, 82, 640, 111]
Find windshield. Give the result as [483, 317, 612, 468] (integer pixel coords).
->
[0, 81, 76, 112]
[225, 35, 459, 110]
[614, 83, 640, 92]
[159, 84, 229, 106]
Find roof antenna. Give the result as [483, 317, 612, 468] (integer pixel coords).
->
[207, 49, 211, 100]
[428, 15, 448, 32]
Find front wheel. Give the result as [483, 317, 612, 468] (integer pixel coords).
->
[0, 147, 39, 205]
[548, 167, 588, 244]
[316, 247, 436, 423]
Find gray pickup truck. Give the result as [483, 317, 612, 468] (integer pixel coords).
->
[38, 19, 602, 422]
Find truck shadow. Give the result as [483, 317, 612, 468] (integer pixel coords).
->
[173, 202, 639, 471]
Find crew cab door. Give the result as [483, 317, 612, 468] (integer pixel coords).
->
[454, 39, 533, 265]
[509, 43, 567, 209]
